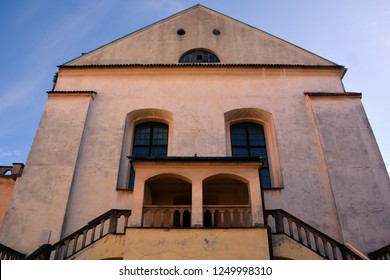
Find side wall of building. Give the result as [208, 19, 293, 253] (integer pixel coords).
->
[0, 94, 94, 253]
[308, 96, 390, 253]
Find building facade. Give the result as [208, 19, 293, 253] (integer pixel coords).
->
[1, 5, 389, 260]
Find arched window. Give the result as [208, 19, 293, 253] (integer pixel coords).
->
[132, 122, 168, 157]
[230, 122, 271, 189]
[127, 122, 169, 190]
[179, 49, 220, 63]
[117, 109, 172, 190]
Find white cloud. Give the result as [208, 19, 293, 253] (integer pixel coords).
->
[0, 147, 21, 160]
[145, 0, 186, 13]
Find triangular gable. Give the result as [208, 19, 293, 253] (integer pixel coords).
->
[64, 5, 337, 66]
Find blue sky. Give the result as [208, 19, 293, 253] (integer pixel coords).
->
[0, 0, 389, 175]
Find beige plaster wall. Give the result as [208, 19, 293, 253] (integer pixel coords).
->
[71, 234, 126, 260]
[57, 67, 346, 242]
[309, 96, 390, 253]
[72, 227, 269, 260]
[0, 94, 94, 254]
[66, 6, 335, 66]
[5, 66, 388, 256]
[124, 227, 269, 260]
[271, 235, 324, 260]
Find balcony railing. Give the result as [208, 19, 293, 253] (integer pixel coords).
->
[143, 205, 252, 228]
[143, 205, 192, 227]
[203, 205, 252, 227]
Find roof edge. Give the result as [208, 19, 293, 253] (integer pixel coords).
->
[128, 156, 263, 163]
[58, 63, 345, 70]
[305, 92, 362, 98]
[61, 4, 341, 67]
[61, 4, 207, 66]
[47, 90, 97, 99]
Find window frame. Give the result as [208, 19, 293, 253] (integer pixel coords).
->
[179, 49, 220, 63]
[230, 122, 271, 189]
[116, 109, 173, 190]
[224, 108, 283, 190]
[128, 122, 169, 190]
[131, 122, 169, 157]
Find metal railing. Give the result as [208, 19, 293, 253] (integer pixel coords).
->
[265, 209, 363, 260]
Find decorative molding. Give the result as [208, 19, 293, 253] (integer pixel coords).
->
[58, 64, 345, 70]
[47, 90, 97, 99]
[304, 92, 362, 98]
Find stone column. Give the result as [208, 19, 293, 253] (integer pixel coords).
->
[128, 170, 147, 227]
[191, 178, 203, 227]
[248, 171, 264, 226]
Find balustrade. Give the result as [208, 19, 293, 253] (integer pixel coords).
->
[143, 205, 252, 228]
[265, 209, 362, 260]
[143, 205, 192, 227]
[3, 206, 377, 260]
[368, 244, 390, 260]
[0, 243, 25, 260]
[23, 209, 131, 260]
[203, 205, 252, 227]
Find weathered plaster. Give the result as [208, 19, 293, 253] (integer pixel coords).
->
[2, 5, 389, 259]
[58, 67, 347, 244]
[72, 227, 269, 260]
[65, 6, 336, 66]
[0, 94, 94, 253]
[0, 178, 15, 227]
[272, 234, 324, 260]
[309, 96, 390, 253]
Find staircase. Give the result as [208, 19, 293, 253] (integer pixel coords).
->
[25, 209, 131, 260]
[368, 244, 390, 260]
[2, 208, 387, 260]
[265, 209, 364, 260]
[0, 243, 25, 260]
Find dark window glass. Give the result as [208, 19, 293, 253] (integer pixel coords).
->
[260, 169, 271, 189]
[129, 122, 168, 189]
[132, 122, 168, 157]
[179, 49, 220, 63]
[128, 166, 135, 191]
[232, 147, 249, 157]
[230, 122, 271, 189]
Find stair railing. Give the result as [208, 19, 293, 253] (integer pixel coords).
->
[25, 209, 131, 260]
[265, 209, 363, 260]
[368, 244, 390, 260]
[0, 243, 25, 260]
